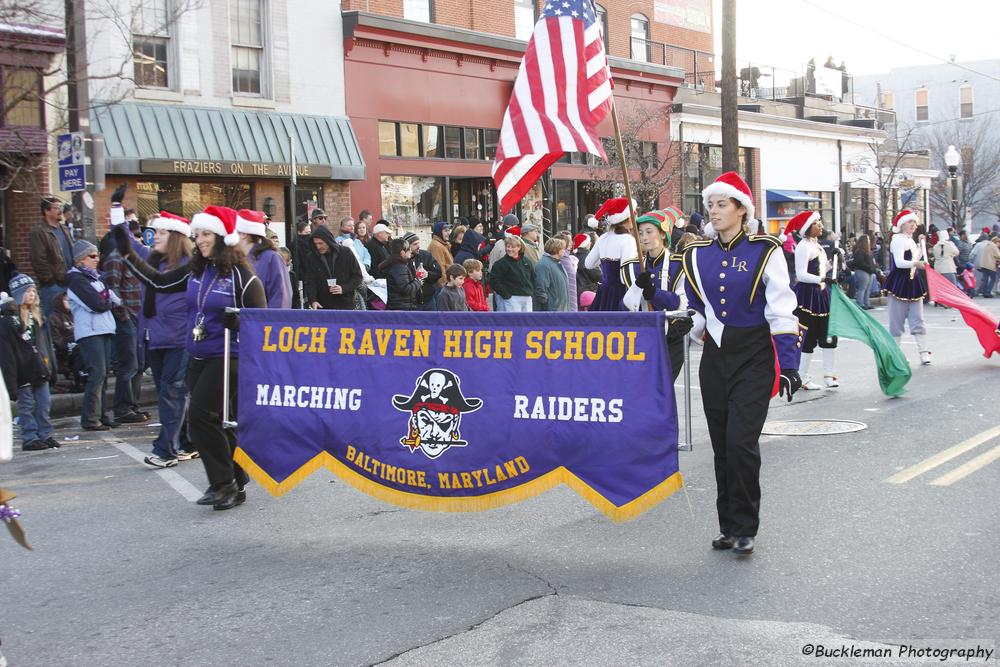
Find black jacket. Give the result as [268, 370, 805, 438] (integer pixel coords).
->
[379, 256, 422, 310]
[454, 229, 487, 265]
[304, 226, 363, 310]
[409, 249, 441, 304]
[574, 247, 600, 294]
[367, 238, 391, 279]
[0, 302, 52, 393]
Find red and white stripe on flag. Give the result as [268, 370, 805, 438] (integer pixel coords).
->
[492, 0, 613, 214]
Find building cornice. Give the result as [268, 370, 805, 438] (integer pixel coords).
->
[671, 103, 886, 143]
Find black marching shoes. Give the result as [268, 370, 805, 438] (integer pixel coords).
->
[733, 537, 754, 555]
[212, 481, 245, 511]
[711, 533, 736, 550]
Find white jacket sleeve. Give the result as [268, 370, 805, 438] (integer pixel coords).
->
[763, 249, 800, 336]
[584, 239, 601, 270]
[794, 241, 821, 284]
[891, 235, 915, 269]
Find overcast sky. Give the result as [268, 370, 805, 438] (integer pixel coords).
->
[711, 0, 1000, 76]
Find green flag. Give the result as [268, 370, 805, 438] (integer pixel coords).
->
[828, 285, 911, 397]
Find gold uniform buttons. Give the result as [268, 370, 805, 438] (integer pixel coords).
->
[722, 261, 728, 267]
[719, 272, 726, 279]
[721, 311, 728, 317]
[719, 285, 726, 292]
[720, 298, 726, 305]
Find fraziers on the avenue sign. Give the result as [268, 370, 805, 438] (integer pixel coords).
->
[392, 369, 483, 459]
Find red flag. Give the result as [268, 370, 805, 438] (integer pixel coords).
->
[926, 267, 1000, 358]
[492, 0, 612, 214]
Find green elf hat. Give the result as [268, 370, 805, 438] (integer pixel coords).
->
[636, 209, 669, 233]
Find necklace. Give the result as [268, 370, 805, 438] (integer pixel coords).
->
[191, 269, 219, 341]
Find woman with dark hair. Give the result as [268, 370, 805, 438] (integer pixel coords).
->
[236, 209, 291, 309]
[111, 205, 266, 511]
[584, 198, 640, 311]
[848, 234, 878, 310]
[379, 238, 423, 310]
[127, 212, 197, 468]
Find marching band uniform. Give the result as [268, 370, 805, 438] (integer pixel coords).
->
[781, 211, 839, 389]
[585, 198, 640, 312]
[685, 172, 801, 555]
[623, 209, 689, 380]
[883, 209, 932, 365]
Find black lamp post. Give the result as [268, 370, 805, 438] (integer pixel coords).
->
[944, 144, 961, 229]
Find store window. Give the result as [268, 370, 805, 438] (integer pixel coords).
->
[136, 181, 252, 222]
[463, 128, 482, 160]
[514, 0, 535, 41]
[682, 143, 752, 216]
[403, 0, 432, 22]
[423, 125, 441, 158]
[483, 129, 499, 161]
[800, 190, 835, 222]
[378, 121, 397, 156]
[553, 180, 576, 232]
[132, 0, 172, 89]
[960, 85, 973, 119]
[2, 68, 42, 127]
[915, 88, 929, 122]
[381, 175, 445, 233]
[399, 123, 420, 157]
[230, 0, 266, 95]
[444, 126, 462, 159]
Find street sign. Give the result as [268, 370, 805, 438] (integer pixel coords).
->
[57, 132, 86, 192]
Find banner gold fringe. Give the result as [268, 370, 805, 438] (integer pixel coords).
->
[233, 447, 683, 523]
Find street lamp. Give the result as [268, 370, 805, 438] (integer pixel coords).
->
[944, 144, 961, 228]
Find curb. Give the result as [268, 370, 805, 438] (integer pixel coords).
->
[11, 375, 159, 419]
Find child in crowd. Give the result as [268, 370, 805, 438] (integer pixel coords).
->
[48, 293, 84, 392]
[461, 259, 489, 311]
[438, 264, 469, 311]
[961, 262, 977, 298]
[0, 275, 58, 451]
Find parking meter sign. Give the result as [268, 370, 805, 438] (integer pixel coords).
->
[59, 164, 86, 192]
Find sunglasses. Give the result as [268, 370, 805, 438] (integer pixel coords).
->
[87, 253, 99, 259]
[313, 216, 328, 220]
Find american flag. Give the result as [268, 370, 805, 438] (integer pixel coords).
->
[492, 0, 613, 214]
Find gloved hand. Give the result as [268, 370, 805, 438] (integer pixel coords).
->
[110, 183, 127, 204]
[778, 368, 802, 402]
[110, 223, 131, 257]
[223, 309, 240, 331]
[634, 271, 654, 290]
[668, 316, 693, 336]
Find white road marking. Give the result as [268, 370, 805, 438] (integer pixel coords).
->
[104, 437, 202, 502]
[884, 424, 1000, 484]
[78, 455, 119, 461]
[929, 444, 1000, 486]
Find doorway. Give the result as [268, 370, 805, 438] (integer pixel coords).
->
[449, 178, 496, 223]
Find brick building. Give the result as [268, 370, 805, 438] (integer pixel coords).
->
[0, 23, 65, 267]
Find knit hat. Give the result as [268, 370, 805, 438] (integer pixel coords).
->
[595, 198, 636, 226]
[701, 172, 755, 239]
[191, 205, 240, 246]
[432, 221, 451, 239]
[636, 209, 669, 234]
[401, 231, 419, 246]
[662, 206, 686, 229]
[235, 209, 268, 238]
[891, 209, 917, 234]
[8, 273, 35, 305]
[501, 213, 519, 227]
[579, 290, 596, 309]
[73, 238, 98, 262]
[779, 210, 821, 242]
[573, 233, 591, 250]
[151, 211, 191, 236]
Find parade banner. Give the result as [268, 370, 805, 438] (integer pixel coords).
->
[828, 285, 911, 396]
[234, 310, 682, 521]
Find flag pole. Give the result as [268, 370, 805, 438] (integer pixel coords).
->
[610, 100, 644, 271]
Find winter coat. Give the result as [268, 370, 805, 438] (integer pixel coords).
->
[558, 252, 578, 312]
[0, 249, 16, 295]
[134, 243, 190, 351]
[366, 238, 392, 279]
[848, 249, 878, 275]
[410, 249, 441, 305]
[336, 233, 371, 270]
[379, 256, 422, 310]
[437, 284, 469, 311]
[454, 229, 487, 266]
[47, 297, 75, 351]
[977, 241, 1000, 272]
[533, 254, 569, 312]
[428, 236, 454, 287]
[932, 240, 959, 274]
[28, 220, 74, 286]
[463, 278, 489, 312]
[489, 254, 535, 299]
[0, 302, 52, 393]
[574, 247, 600, 295]
[66, 266, 118, 340]
[304, 226, 364, 310]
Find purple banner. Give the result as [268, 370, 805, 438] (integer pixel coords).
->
[235, 310, 682, 521]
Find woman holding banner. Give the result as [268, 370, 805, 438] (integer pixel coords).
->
[112, 205, 266, 511]
[883, 210, 931, 365]
[684, 172, 801, 556]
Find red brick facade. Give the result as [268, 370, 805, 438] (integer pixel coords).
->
[3, 161, 52, 277]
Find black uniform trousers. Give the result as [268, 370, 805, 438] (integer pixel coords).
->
[187, 357, 248, 490]
[699, 324, 774, 538]
[667, 329, 685, 383]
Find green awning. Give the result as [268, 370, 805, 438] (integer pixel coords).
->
[91, 102, 365, 180]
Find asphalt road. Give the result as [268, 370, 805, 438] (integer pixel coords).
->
[2, 303, 999, 666]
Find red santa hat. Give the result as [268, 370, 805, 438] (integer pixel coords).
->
[573, 233, 591, 250]
[236, 209, 268, 238]
[191, 205, 240, 246]
[700, 172, 755, 239]
[594, 197, 636, 226]
[891, 209, 918, 234]
[506, 226, 521, 237]
[150, 210, 191, 236]
[779, 210, 821, 242]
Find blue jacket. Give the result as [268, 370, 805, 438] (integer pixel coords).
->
[66, 267, 117, 340]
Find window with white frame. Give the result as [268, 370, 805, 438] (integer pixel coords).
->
[230, 0, 265, 95]
[630, 14, 650, 63]
[403, 0, 432, 23]
[960, 84, 973, 119]
[915, 87, 928, 122]
[133, 0, 172, 88]
[514, 0, 535, 41]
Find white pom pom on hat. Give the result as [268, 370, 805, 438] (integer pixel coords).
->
[191, 205, 241, 246]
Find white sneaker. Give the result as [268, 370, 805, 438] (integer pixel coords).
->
[801, 378, 823, 390]
[919, 350, 932, 365]
[144, 455, 178, 469]
[824, 375, 840, 388]
[176, 449, 200, 461]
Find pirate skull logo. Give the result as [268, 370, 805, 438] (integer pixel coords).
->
[391, 369, 483, 459]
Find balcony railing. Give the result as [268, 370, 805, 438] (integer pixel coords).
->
[629, 37, 715, 90]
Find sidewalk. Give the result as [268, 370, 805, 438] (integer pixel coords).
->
[10, 375, 159, 419]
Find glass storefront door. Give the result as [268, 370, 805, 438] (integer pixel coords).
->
[449, 178, 497, 223]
